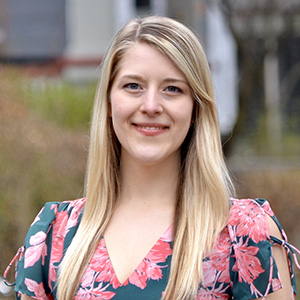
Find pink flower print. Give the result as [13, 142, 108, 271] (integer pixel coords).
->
[24, 278, 49, 300]
[92, 239, 125, 289]
[128, 239, 172, 289]
[75, 282, 116, 300]
[48, 265, 56, 291]
[107, 272, 125, 290]
[96, 266, 124, 290]
[51, 210, 69, 240]
[196, 283, 230, 299]
[24, 231, 47, 268]
[209, 227, 231, 286]
[271, 278, 282, 290]
[68, 197, 86, 209]
[93, 282, 116, 299]
[209, 229, 231, 283]
[93, 259, 125, 289]
[81, 268, 96, 289]
[129, 260, 148, 289]
[47, 210, 69, 288]
[160, 225, 173, 242]
[91, 236, 172, 291]
[92, 242, 112, 276]
[47, 200, 85, 289]
[232, 238, 265, 284]
[65, 199, 85, 231]
[48, 235, 64, 286]
[90, 239, 110, 272]
[31, 207, 43, 226]
[66, 207, 81, 231]
[230, 199, 269, 243]
[202, 259, 216, 287]
[29, 231, 47, 248]
[50, 200, 84, 235]
[146, 239, 172, 264]
[261, 200, 275, 217]
[146, 260, 164, 281]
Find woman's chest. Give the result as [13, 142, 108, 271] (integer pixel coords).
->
[53, 231, 232, 299]
[74, 236, 173, 300]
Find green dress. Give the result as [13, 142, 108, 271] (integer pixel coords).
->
[4, 198, 299, 299]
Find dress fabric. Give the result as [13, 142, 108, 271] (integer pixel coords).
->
[5, 198, 299, 300]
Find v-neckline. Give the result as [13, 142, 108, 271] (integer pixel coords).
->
[102, 224, 173, 286]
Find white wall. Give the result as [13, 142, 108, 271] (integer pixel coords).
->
[206, 1, 238, 136]
[113, 0, 135, 33]
[63, 0, 115, 81]
[64, 0, 114, 59]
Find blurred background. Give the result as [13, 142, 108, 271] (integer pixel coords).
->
[0, 0, 299, 298]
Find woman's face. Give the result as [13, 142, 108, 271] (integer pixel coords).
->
[109, 42, 194, 166]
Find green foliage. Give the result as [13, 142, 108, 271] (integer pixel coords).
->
[21, 79, 96, 130]
[0, 67, 91, 279]
[233, 113, 300, 158]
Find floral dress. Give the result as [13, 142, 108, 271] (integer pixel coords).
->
[4, 198, 299, 300]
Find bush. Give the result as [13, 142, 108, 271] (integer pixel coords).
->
[0, 66, 92, 280]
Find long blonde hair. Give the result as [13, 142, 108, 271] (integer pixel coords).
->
[57, 16, 235, 300]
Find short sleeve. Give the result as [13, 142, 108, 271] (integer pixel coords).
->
[228, 198, 298, 300]
[15, 202, 58, 300]
[13, 198, 85, 300]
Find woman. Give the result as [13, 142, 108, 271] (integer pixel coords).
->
[5, 16, 299, 300]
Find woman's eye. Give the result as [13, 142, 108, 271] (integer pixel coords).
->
[166, 86, 182, 93]
[124, 83, 140, 90]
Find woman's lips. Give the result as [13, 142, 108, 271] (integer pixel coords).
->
[132, 123, 169, 136]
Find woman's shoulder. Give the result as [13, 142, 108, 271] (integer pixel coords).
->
[227, 198, 276, 243]
[229, 197, 274, 216]
[40, 197, 86, 213]
[5, 198, 86, 298]
[24, 198, 86, 244]
[229, 198, 276, 223]
[34, 197, 85, 221]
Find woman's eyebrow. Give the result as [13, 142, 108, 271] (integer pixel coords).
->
[119, 74, 144, 81]
[162, 78, 189, 85]
[119, 74, 188, 85]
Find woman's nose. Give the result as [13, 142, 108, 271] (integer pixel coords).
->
[140, 90, 163, 115]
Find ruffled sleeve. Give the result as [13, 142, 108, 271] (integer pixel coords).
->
[4, 198, 85, 300]
[228, 198, 298, 300]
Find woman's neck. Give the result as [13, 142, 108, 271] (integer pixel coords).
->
[118, 152, 180, 209]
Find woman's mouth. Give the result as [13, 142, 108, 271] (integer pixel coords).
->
[132, 123, 169, 136]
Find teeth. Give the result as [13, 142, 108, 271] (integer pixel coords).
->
[139, 126, 164, 130]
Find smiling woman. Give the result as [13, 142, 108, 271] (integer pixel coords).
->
[110, 42, 194, 166]
[4, 16, 299, 300]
